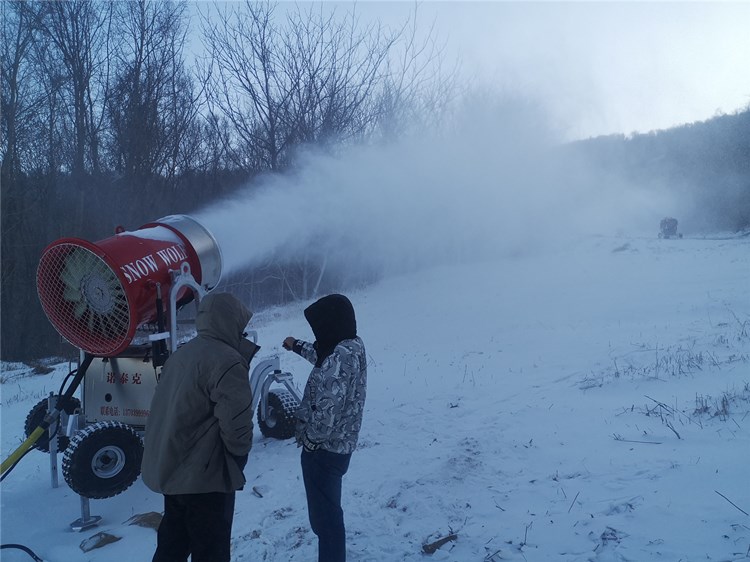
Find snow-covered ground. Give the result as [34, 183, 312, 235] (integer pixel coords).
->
[2, 233, 749, 562]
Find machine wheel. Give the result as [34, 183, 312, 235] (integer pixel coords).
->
[24, 396, 81, 453]
[257, 389, 298, 440]
[62, 421, 143, 499]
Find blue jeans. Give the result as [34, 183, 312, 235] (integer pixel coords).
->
[301, 449, 352, 562]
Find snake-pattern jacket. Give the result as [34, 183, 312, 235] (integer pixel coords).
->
[291, 337, 367, 454]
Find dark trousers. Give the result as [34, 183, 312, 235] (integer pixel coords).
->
[153, 491, 236, 562]
[301, 449, 352, 562]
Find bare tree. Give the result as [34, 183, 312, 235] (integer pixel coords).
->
[198, 0, 454, 300]
[198, 1, 455, 163]
[107, 0, 199, 182]
[280, 4, 398, 147]
[42, 0, 114, 177]
[1, 1, 54, 276]
[1, 2, 69, 361]
[1, 1, 48, 182]
[373, 4, 458, 142]
[198, 1, 405, 172]
[199, 1, 287, 171]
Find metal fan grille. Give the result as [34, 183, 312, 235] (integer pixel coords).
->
[37, 243, 131, 356]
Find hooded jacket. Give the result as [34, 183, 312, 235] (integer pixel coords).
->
[290, 294, 367, 455]
[141, 292, 258, 495]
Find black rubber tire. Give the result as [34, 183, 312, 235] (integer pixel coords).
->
[62, 421, 143, 499]
[257, 389, 298, 440]
[24, 396, 81, 453]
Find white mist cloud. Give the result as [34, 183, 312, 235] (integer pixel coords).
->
[195, 96, 673, 281]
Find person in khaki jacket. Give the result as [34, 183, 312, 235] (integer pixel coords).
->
[142, 292, 259, 562]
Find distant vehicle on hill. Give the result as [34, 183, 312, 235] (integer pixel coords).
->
[659, 217, 682, 239]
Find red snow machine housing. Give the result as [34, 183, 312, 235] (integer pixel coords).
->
[36, 215, 222, 357]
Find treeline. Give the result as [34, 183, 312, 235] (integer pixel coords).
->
[1, 0, 451, 361]
[572, 108, 750, 232]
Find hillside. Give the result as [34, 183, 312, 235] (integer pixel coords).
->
[2, 232, 749, 561]
[571, 108, 750, 232]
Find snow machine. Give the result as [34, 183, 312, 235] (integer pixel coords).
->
[658, 217, 682, 239]
[10, 215, 301, 529]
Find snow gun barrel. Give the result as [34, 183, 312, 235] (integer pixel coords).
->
[35, 214, 223, 357]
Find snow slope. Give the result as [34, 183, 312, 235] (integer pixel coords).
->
[2, 233, 749, 562]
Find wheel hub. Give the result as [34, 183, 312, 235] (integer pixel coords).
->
[91, 445, 126, 478]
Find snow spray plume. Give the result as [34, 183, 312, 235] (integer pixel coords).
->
[195, 96, 672, 281]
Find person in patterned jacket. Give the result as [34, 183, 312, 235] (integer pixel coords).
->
[282, 293, 367, 562]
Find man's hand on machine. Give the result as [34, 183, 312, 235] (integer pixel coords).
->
[282, 337, 297, 351]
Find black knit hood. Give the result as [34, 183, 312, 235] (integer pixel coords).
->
[304, 294, 357, 368]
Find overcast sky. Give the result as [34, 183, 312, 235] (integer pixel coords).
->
[326, 1, 750, 139]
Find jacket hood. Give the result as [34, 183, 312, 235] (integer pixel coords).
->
[196, 292, 252, 350]
[304, 293, 356, 367]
